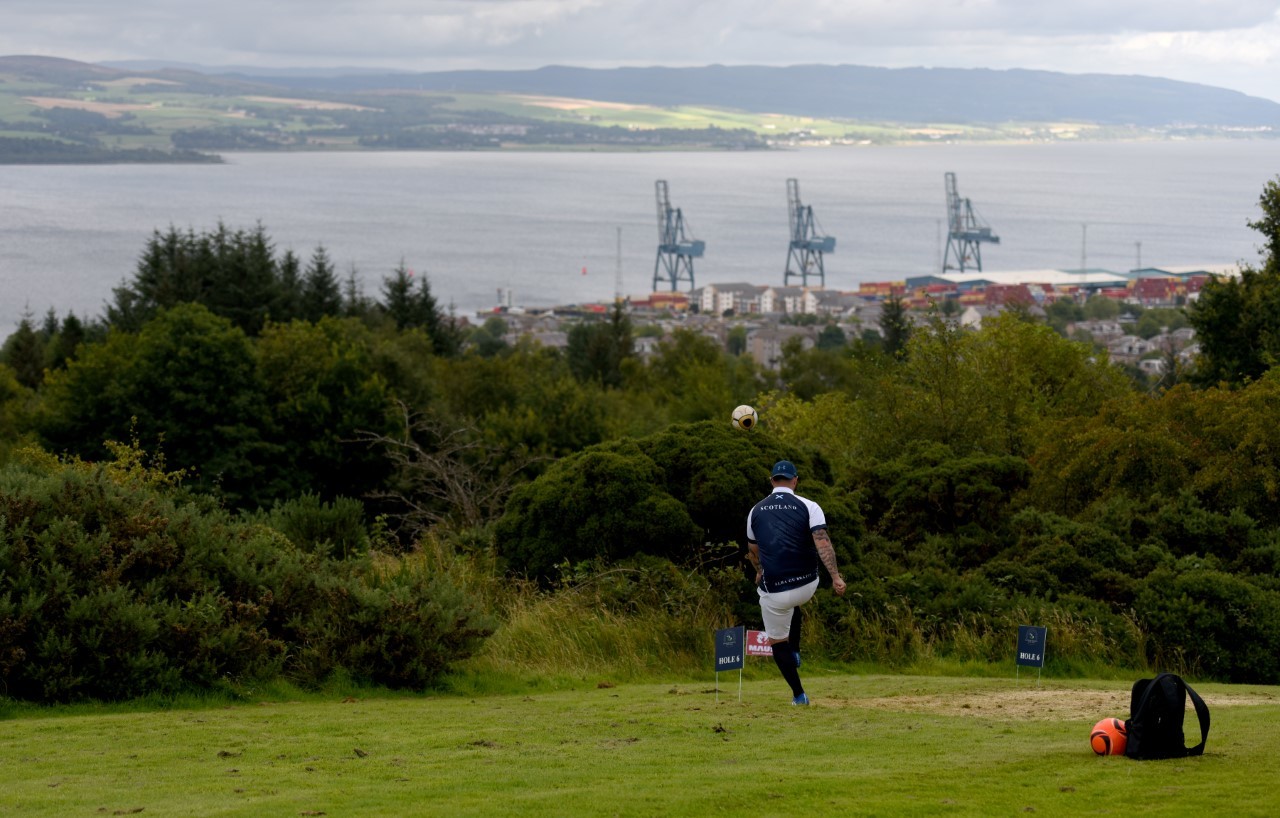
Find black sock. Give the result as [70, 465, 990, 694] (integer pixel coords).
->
[790, 608, 803, 656]
[771, 638, 804, 697]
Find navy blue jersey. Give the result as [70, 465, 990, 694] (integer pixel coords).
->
[747, 487, 827, 592]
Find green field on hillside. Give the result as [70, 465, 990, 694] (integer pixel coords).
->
[4, 674, 1277, 817]
[0, 60, 1138, 161]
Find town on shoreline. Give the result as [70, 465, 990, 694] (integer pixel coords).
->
[486, 263, 1232, 375]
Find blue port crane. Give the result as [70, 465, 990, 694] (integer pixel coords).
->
[652, 180, 705, 292]
[784, 178, 835, 287]
[943, 172, 999, 274]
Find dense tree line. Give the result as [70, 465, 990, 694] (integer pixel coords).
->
[0, 136, 218, 164]
[3, 180, 1280, 700]
[357, 124, 767, 150]
[34, 107, 155, 139]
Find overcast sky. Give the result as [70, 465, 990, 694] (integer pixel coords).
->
[4, 0, 1280, 101]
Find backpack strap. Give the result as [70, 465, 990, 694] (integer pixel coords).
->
[1182, 680, 1211, 756]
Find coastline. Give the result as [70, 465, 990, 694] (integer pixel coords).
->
[3, 131, 1277, 166]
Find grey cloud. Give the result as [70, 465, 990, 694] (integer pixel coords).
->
[996, 0, 1280, 35]
[730, 0, 1280, 41]
[14, 0, 1274, 61]
[0, 0, 1277, 100]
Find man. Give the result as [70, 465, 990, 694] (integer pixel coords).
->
[746, 459, 846, 705]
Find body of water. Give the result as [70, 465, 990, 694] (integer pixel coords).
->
[2, 140, 1278, 334]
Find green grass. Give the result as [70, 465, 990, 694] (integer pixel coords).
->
[439, 93, 934, 140]
[4, 673, 1277, 817]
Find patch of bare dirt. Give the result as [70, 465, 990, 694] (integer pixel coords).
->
[22, 96, 156, 117]
[98, 77, 180, 88]
[243, 96, 374, 111]
[512, 94, 643, 111]
[825, 686, 1279, 721]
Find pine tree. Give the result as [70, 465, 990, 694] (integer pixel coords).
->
[880, 295, 912, 359]
[381, 262, 421, 330]
[374, 263, 460, 354]
[47, 312, 85, 371]
[107, 226, 201, 331]
[301, 246, 343, 322]
[205, 223, 277, 336]
[566, 302, 633, 387]
[342, 266, 373, 320]
[40, 308, 59, 338]
[419, 278, 461, 357]
[2, 310, 45, 389]
[275, 249, 304, 323]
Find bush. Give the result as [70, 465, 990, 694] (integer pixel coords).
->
[861, 441, 1030, 552]
[494, 443, 702, 581]
[0, 446, 493, 702]
[494, 421, 862, 582]
[284, 560, 496, 690]
[1134, 566, 1280, 683]
[258, 493, 369, 559]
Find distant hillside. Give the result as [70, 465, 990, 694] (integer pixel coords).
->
[0, 54, 122, 84]
[102, 59, 412, 80]
[2, 55, 1276, 164]
[0, 54, 274, 95]
[232, 63, 1280, 128]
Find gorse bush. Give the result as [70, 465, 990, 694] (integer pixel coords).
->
[1134, 565, 1280, 683]
[281, 554, 497, 690]
[257, 492, 370, 559]
[0, 445, 493, 702]
[494, 421, 859, 583]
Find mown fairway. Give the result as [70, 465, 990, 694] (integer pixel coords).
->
[3, 674, 1278, 817]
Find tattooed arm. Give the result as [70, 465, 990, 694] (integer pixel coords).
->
[747, 541, 763, 585]
[813, 528, 847, 596]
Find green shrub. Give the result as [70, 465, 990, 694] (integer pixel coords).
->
[495, 443, 702, 581]
[861, 441, 1029, 552]
[258, 493, 369, 558]
[494, 421, 857, 582]
[0, 446, 492, 702]
[1234, 539, 1280, 581]
[1144, 492, 1257, 561]
[285, 560, 496, 690]
[1134, 566, 1280, 683]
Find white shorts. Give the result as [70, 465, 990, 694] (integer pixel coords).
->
[757, 578, 819, 641]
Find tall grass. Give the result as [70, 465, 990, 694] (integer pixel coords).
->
[386, 530, 741, 683]
[830, 604, 1153, 678]
[465, 562, 739, 682]
[396, 530, 1159, 688]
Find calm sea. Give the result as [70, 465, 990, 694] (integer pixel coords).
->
[2, 140, 1279, 335]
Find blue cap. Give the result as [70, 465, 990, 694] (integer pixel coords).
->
[771, 460, 798, 479]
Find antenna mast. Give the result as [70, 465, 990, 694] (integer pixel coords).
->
[615, 226, 623, 304]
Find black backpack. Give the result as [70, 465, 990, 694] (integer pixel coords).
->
[1124, 672, 1211, 760]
